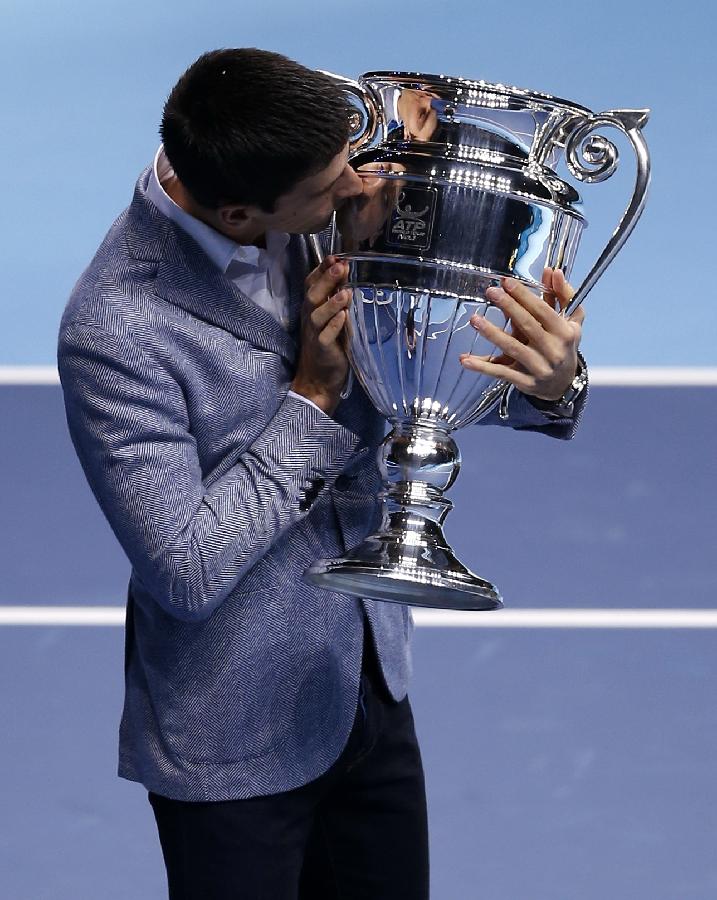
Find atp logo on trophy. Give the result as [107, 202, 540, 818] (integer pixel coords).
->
[385, 187, 437, 251]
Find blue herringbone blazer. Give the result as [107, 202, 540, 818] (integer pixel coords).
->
[57, 167, 588, 801]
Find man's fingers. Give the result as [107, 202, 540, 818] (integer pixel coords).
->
[305, 255, 338, 289]
[551, 268, 582, 320]
[317, 309, 347, 347]
[487, 280, 553, 341]
[470, 314, 546, 372]
[549, 268, 586, 327]
[552, 268, 575, 307]
[541, 266, 576, 309]
[306, 259, 349, 306]
[311, 288, 351, 330]
[458, 353, 534, 392]
[541, 266, 555, 304]
[490, 274, 580, 340]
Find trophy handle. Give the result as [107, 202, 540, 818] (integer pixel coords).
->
[558, 109, 651, 318]
[307, 214, 355, 401]
[462, 110, 650, 429]
[318, 70, 385, 154]
[307, 232, 324, 266]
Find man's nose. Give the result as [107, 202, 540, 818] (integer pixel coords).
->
[335, 165, 364, 200]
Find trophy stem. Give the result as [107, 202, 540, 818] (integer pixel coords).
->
[304, 421, 503, 610]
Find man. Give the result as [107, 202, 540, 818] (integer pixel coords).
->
[57, 48, 587, 899]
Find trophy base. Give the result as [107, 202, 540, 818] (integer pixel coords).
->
[303, 532, 503, 611]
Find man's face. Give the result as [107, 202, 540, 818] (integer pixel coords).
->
[255, 142, 364, 234]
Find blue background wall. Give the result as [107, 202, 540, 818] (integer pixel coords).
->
[2, 0, 716, 365]
[2, 1, 715, 898]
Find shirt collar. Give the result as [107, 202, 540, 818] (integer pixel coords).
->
[146, 145, 290, 274]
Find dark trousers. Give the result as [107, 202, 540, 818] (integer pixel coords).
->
[148, 621, 430, 899]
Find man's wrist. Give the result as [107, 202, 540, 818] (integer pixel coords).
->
[287, 390, 326, 416]
[289, 381, 338, 417]
[525, 352, 588, 418]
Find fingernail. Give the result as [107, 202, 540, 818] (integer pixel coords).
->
[471, 315, 484, 330]
[503, 277, 516, 289]
[485, 286, 499, 299]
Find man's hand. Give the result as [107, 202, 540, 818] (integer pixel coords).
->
[459, 267, 586, 401]
[291, 255, 351, 416]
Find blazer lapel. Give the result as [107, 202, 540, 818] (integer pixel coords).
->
[125, 168, 306, 365]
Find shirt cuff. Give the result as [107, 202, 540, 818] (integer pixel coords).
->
[288, 389, 325, 415]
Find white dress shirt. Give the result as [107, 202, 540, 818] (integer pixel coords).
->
[146, 145, 322, 414]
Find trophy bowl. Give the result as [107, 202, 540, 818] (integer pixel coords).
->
[303, 71, 651, 610]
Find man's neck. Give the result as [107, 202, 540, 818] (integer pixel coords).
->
[163, 175, 267, 249]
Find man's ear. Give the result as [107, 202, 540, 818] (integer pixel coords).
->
[218, 204, 251, 229]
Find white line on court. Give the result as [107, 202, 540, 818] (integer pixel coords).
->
[2, 606, 717, 628]
[0, 367, 61, 384]
[413, 608, 717, 628]
[2, 367, 717, 387]
[587, 367, 717, 386]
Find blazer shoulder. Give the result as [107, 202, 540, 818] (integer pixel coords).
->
[59, 171, 173, 342]
[60, 224, 161, 341]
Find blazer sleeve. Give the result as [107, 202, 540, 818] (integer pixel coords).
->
[57, 319, 365, 624]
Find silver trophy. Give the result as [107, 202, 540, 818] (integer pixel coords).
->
[303, 71, 651, 610]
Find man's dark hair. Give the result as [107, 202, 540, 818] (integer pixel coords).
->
[160, 48, 351, 212]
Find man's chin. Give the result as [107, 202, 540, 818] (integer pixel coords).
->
[313, 212, 335, 232]
[295, 211, 335, 235]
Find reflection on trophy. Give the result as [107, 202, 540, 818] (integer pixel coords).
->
[303, 71, 651, 610]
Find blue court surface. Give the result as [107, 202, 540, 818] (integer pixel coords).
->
[1, 380, 715, 899]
